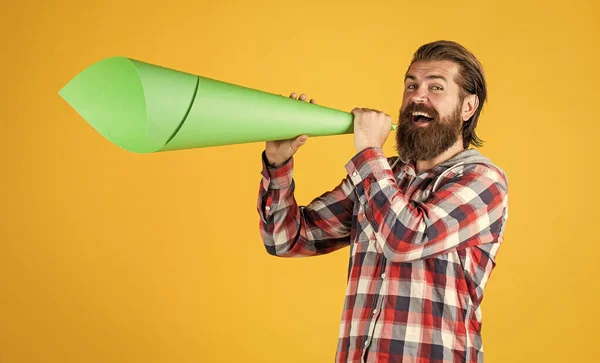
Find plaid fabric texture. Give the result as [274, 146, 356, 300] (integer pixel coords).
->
[257, 147, 509, 363]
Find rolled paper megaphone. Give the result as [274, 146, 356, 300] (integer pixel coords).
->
[58, 56, 396, 153]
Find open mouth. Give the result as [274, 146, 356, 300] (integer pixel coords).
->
[411, 111, 434, 125]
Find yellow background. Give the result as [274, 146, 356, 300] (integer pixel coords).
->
[1, 0, 599, 362]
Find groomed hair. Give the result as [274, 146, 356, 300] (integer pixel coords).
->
[409, 40, 487, 148]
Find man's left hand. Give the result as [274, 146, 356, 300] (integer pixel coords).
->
[351, 108, 392, 153]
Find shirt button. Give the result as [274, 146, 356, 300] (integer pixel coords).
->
[373, 309, 378, 315]
[265, 206, 271, 211]
[381, 273, 386, 279]
[352, 171, 358, 177]
[364, 340, 369, 346]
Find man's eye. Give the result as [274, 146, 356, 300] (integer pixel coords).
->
[407, 84, 417, 89]
[431, 85, 443, 91]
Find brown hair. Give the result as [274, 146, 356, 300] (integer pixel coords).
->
[408, 40, 487, 148]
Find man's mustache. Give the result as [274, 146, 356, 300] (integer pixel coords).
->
[400, 103, 440, 120]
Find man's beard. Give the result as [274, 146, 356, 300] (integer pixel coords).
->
[395, 102, 463, 162]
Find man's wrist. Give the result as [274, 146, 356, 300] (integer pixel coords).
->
[262, 151, 290, 169]
[355, 144, 383, 153]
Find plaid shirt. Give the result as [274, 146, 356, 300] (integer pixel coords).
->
[257, 147, 509, 363]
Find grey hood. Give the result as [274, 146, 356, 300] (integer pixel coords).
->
[391, 148, 508, 192]
[432, 148, 508, 191]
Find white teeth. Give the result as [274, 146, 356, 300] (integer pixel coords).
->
[412, 111, 432, 118]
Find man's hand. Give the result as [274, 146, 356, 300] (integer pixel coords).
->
[265, 93, 315, 168]
[351, 107, 392, 153]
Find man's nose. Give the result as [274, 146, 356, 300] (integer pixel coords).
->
[411, 88, 428, 103]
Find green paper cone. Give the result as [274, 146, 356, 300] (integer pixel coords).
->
[58, 56, 396, 153]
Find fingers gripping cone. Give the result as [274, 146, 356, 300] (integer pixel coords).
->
[58, 56, 395, 153]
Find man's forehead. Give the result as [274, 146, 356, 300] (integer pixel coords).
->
[405, 60, 459, 80]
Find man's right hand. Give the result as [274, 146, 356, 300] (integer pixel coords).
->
[264, 92, 316, 168]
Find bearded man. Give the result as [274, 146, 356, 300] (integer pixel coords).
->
[256, 40, 509, 363]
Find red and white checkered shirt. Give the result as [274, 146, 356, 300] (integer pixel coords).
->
[257, 147, 509, 363]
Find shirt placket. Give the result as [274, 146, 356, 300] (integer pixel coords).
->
[361, 257, 390, 363]
[361, 165, 412, 362]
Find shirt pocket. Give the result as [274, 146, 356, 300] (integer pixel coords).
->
[352, 209, 383, 255]
[352, 209, 369, 238]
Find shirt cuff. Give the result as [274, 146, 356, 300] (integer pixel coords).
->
[345, 147, 394, 186]
[261, 151, 294, 189]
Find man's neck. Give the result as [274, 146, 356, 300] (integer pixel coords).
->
[415, 139, 465, 174]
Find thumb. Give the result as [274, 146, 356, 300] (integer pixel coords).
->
[290, 134, 309, 152]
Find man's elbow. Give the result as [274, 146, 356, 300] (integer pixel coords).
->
[382, 245, 412, 263]
[380, 238, 426, 263]
[264, 243, 289, 257]
[262, 238, 300, 258]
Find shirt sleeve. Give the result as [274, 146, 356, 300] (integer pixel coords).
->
[345, 147, 509, 263]
[257, 151, 355, 257]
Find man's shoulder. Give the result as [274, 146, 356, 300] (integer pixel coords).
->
[465, 161, 508, 189]
[446, 149, 507, 182]
[429, 150, 509, 196]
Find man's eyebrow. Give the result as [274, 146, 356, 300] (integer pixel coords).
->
[427, 75, 447, 81]
[404, 74, 447, 82]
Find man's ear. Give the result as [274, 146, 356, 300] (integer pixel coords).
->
[462, 94, 479, 121]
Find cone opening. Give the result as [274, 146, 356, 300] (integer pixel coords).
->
[59, 56, 199, 153]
